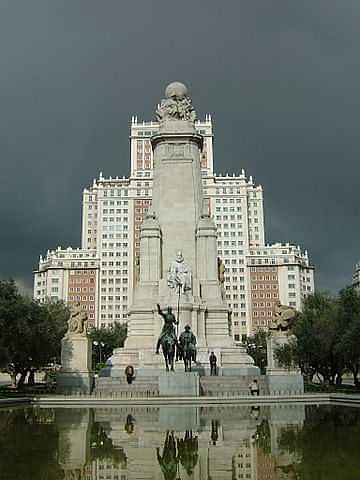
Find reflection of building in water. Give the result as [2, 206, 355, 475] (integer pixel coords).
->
[256, 447, 276, 480]
[232, 438, 257, 480]
[91, 459, 127, 480]
[52, 404, 305, 480]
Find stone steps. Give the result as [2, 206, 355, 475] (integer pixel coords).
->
[94, 374, 269, 397]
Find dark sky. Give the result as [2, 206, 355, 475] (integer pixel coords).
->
[1, 1, 359, 294]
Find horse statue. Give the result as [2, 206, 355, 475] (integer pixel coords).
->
[159, 334, 177, 372]
[156, 304, 178, 372]
[178, 325, 197, 372]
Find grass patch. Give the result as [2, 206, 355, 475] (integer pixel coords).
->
[305, 382, 360, 394]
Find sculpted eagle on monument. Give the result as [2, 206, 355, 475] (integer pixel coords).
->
[156, 82, 197, 122]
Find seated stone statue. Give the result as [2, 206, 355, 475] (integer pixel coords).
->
[67, 303, 88, 336]
[156, 304, 178, 354]
[269, 301, 297, 332]
[167, 250, 192, 294]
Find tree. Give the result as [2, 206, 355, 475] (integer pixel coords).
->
[0, 408, 63, 479]
[278, 405, 360, 479]
[337, 287, 360, 385]
[245, 329, 268, 373]
[89, 322, 127, 366]
[275, 292, 345, 384]
[0, 280, 69, 386]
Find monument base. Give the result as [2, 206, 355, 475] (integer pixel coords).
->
[57, 334, 93, 394]
[56, 371, 93, 394]
[159, 372, 199, 396]
[266, 370, 304, 395]
[101, 345, 260, 378]
[266, 333, 303, 395]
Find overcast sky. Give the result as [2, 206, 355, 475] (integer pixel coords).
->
[0, 1, 359, 294]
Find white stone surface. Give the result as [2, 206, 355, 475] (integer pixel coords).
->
[57, 334, 93, 393]
[159, 372, 200, 396]
[106, 113, 258, 378]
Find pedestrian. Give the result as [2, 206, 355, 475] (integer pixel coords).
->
[248, 379, 260, 396]
[209, 351, 217, 376]
[125, 365, 135, 384]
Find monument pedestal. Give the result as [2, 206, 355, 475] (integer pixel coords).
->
[266, 334, 304, 395]
[159, 371, 199, 396]
[57, 334, 93, 393]
[103, 344, 259, 378]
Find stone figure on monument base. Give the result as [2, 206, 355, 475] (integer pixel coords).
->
[167, 250, 192, 294]
[217, 256, 225, 299]
[66, 302, 88, 336]
[57, 303, 92, 393]
[266, 301, 304, 394]
[269, 301, 297, 333]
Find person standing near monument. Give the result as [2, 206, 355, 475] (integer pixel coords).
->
[209, 352, 217, 376]
[248, 379, 260, 396]
[155, 304, 178, 354]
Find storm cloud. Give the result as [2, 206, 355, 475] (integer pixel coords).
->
[0, 0, 359, 293]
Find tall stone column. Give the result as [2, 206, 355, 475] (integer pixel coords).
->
[139, 213, 162, 284]
[151, 120, 203, 288]
[196, 213, 222, 303]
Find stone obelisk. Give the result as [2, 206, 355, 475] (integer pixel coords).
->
[105, 82, 258, 377]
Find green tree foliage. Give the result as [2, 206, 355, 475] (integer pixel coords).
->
[245, 329, 268, 373]
[0, 280, 69, 386]
[278, 405, 360, 479]
[90, 422, 127, 466]
[337, 286, 360, 385]
[0, 407, 63, 479]
[275, 288, 360, 385]
[89, 322, 127, 365]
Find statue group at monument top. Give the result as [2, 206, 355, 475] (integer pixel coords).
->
[156, 81, 197, 123]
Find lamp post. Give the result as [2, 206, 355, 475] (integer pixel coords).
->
[93, 341, 105, 364]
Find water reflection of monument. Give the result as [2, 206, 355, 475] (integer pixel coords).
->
[54, 405, 305, 480]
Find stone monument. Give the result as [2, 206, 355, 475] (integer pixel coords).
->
[103, 82, 258, 378]
[266, 302, 304, 395]
[57, 303, 93, 393]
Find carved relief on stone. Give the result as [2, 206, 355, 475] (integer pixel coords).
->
[66, 302, 88, 336]
[167, 250, 192, 293]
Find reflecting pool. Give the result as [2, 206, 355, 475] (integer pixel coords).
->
[0, 403, 360, 479]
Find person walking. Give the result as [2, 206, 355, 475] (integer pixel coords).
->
[209, 352, 217, 376]
[249, 379, 260, 396]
